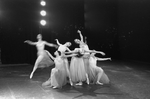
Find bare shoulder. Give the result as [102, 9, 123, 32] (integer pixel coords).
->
[42, 41, 47, 44]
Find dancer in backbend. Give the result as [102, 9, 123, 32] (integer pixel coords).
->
[88, 52, 111, 85]
[24, 34, 58, 79]
[76, 30, 105, 55]
[74, 30, 106, 84]
[55, 39, 73, 86]
[55, 39, 71, 53]
[42, 51, 77, 88]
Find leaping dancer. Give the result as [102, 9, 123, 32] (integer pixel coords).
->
[24, 34, 58, 79]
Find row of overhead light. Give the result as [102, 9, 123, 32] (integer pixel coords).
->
[40, 0, 46, 26]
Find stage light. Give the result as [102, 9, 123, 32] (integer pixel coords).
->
[40, 10, 46, 16]
[40, 1, 46, 6]
[40, 20, 46, 26]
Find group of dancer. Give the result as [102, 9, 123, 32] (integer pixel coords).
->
[24, 30, 111, 89]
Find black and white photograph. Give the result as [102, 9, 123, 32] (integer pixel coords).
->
[0, 0, 150, 99]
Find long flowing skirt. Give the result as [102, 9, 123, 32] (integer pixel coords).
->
[51, 60, 68, 88]
[63, 58, 70, 78]
[50, 68, 59, 87]
[38, 50, 54, 68]
[99, 70, 110, 84]
[70, 57, 87, 83]
[89, 66, 110, 84]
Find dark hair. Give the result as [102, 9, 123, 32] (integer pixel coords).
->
[57, 51, 61, 56]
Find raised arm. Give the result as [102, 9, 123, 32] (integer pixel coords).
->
[77, 30, 84, 43]
[55, 39, 61, 46]
[45, 41, 58, 48]
[24, 40, 37, 45]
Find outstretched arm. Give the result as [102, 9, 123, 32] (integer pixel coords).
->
[64, 50, 76, 54]
[45, 41, 58, 48]
[93, 50, 105, 56]
[63, 53, 77, 58]
[66, 47, 71, 52]
[97, 57, 111, 61]
[24, 40, 37, 45]
[77, 30, 84, 43]
[55, 39, 61, 46]
[84, 49, 105, 56]
[45, 50, 55, 60]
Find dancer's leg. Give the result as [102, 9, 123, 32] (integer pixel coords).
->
[96, 67, 104, 85]
[30, 55, 43, 79]
[42, 68, 56, 87]
[84, 58, 90, 84]
[86, 73, 89, 84]
[64, 59, 73, 86]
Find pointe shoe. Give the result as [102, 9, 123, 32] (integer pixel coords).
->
[42, 81, 51, 86]
[70, 82, 73, 86]
[52, 86, 58, 89]
[30, 73, 33, 79]
[96, 81, 103, 85]
[69, 79, 73, 86]
[85, 74, 89, 85]
[75, 82, 82, 86]
[86, 79, 90, 85]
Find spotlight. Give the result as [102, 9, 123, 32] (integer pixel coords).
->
[40, 20, 46, 26]
[40, 1, 46, 6]
[40, 10, 46, 16]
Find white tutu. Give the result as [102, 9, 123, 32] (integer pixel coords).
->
[70, 56, 87, 83]
[38, 50, 54, 68]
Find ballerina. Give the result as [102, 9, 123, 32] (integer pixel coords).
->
[55, 39, 71, 53]
[88, 52, 111, 85]
[74, 30, 105, 84]
[65, 45, 89, 86]
[55, 39, 73, 86]
[42, 51, 77, 88]
[24, 34, 58, 79]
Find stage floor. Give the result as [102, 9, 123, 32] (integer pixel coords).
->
[0, 61, 150, 99]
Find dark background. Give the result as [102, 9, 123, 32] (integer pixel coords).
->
[0, 0, 150, 66]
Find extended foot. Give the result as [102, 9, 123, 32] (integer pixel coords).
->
[42, 80, 51, 86]
[30, 73, 33, 79]
[69, 79, 73, 86]
[96, 81, 103, 85]
[86, 78, 90, 85]
[52, 86, 58, 89]
[86, 74, 89, 85]
[76, 82, 82, 86]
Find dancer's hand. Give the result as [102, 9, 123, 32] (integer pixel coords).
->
[54, 44, 58, 49]
[108, 58, 111, 61]
[100, 52, 105, 56]
[55, 39, 58, 41]
[77, 30, 81, 34]
[24, 40, 29, 43]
